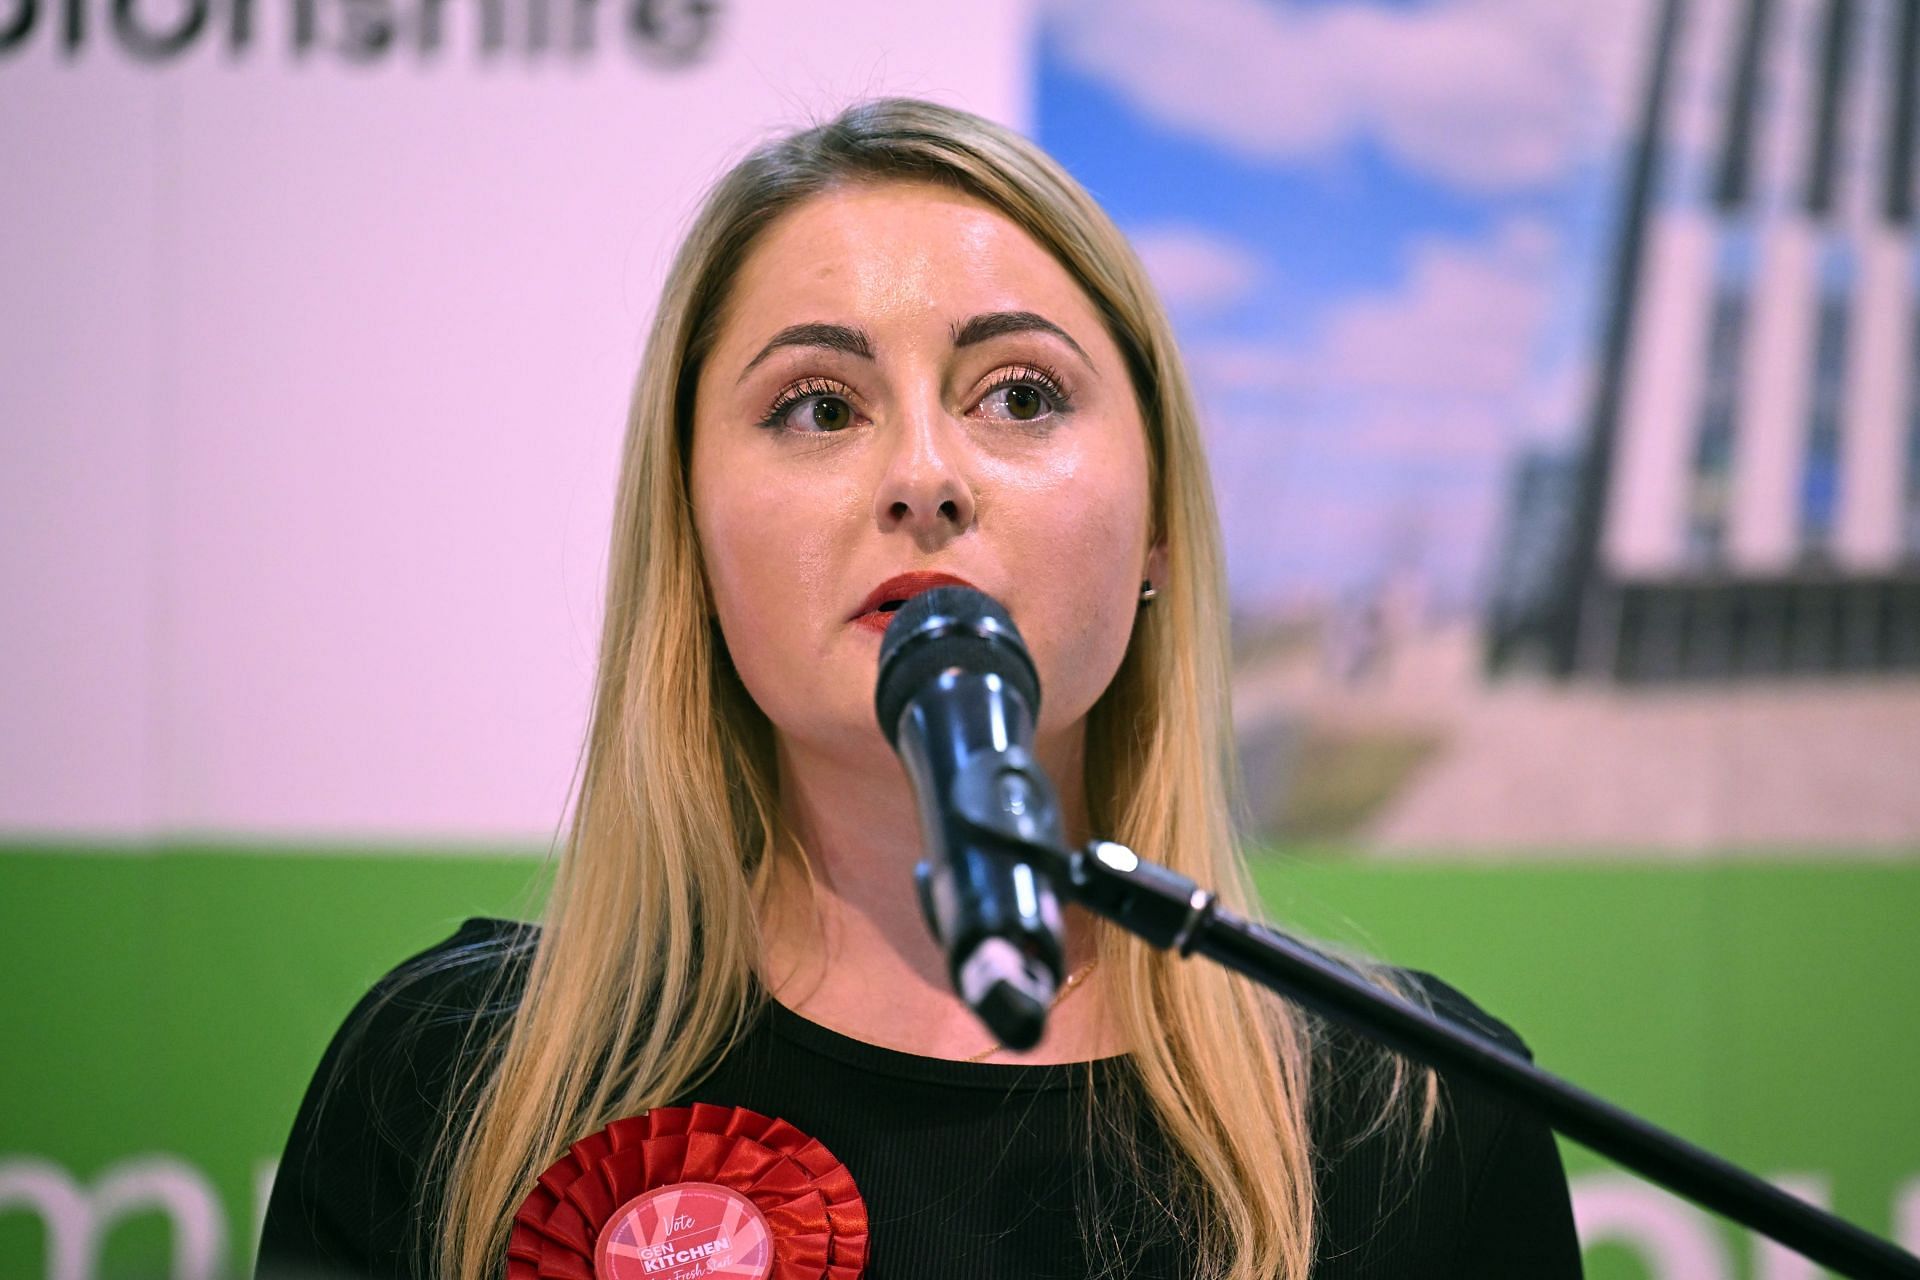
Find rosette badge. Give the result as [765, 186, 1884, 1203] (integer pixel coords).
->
[508, 1103, 869, 1280]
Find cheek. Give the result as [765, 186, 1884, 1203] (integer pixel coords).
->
[691, 451, 855, 712]
[996, 459, 1150, 726]
[692, 456, 795, 683]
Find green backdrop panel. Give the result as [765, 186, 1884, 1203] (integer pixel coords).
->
[2, 845, 1915, 1279]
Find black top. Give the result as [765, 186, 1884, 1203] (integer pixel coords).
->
[257, 918, 1582, 1280]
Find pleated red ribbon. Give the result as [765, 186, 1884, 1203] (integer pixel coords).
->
[506, 1102, 868, 1280]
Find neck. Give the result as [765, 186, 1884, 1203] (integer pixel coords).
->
[755, 727, 1119, 1064]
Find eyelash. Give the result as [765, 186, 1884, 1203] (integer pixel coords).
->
[755, 364, 1075, 433]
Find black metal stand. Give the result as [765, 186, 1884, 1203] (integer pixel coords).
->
[955, 788, 1920, 1280]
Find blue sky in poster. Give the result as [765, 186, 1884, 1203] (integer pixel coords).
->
[1033, 0, 1650, 613]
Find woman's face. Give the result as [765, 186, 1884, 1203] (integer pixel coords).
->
[689, 181, 1161, 769]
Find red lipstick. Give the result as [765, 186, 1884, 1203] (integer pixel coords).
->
[848, 570, 980, 634]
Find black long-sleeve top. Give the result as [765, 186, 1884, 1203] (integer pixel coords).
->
[257, 917, 1582, 1279]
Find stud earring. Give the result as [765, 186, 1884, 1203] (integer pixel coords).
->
[1139, 580, 1158, 607]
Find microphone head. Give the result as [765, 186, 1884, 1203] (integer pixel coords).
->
[874, 585, 1040, 748]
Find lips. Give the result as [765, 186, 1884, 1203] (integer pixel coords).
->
[848, 570, 981, 626]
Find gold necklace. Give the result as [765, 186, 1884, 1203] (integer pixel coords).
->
[960, 960, 1098, 1063]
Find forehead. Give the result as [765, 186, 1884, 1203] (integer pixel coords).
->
[715, 181, 1103, 353]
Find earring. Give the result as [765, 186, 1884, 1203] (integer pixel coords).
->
[1138, 579, 1158, 607]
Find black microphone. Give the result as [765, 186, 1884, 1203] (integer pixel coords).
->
[874, 585, 1068, 1051]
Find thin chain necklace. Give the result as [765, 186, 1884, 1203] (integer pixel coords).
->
[960, 960, 1099, 1063]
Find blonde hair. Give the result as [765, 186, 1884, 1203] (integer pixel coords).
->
[431, 97, 1436, 1280]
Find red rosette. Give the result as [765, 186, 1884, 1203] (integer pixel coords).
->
[506, 1103, 868, 1280]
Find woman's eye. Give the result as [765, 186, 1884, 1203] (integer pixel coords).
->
[978, 381, 1056, 423]
[773, 394, 856, 433]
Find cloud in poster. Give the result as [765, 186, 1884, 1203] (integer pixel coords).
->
[1129, 224, 1270, 314]
[1187, 218, 1588, 605]
[1191, 218, 1564, 405]
[1045, 0, 1653, 191]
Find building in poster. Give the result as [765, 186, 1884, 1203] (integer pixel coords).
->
[1494, 0, 1920, 679]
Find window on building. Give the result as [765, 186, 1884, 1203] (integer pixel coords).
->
[1904, 293, 1920, 557]
[1800, 244, 1853, 555]
[1687, 228, 1757, 567]
[1688, 287, 1747, 564]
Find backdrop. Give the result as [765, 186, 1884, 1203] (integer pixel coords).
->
[4, 1, 1916, 1278]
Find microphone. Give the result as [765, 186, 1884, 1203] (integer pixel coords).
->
[873, 585, 1068, 1051]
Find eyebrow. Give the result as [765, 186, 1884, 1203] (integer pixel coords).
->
[951, 310, 1092, 365]
[740, 322, 872, 379]
[737, 310, 1092, 382]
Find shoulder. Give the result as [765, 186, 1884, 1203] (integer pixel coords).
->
[1309, 963, 1537, 1151]
[328, 916, 542, 1136]
[316, 916, 539, 1086]
[257, 917, 542, 1279]
[1306, 966, 1582, 1278]
[1399, 967, 1535, 1061]
[355, 916, 541, 1030]
[1309, 963, 1534, 1108]
[287, 912, 542, 1137]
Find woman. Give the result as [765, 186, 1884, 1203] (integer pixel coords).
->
[258, 97, 1581, 1280]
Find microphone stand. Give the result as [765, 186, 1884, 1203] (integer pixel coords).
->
[949, 783, 1920, 1280]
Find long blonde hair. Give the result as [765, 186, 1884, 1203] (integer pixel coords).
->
[431, 97, 1436, 1280]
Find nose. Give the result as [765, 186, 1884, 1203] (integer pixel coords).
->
[872, 396, 976, 543]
